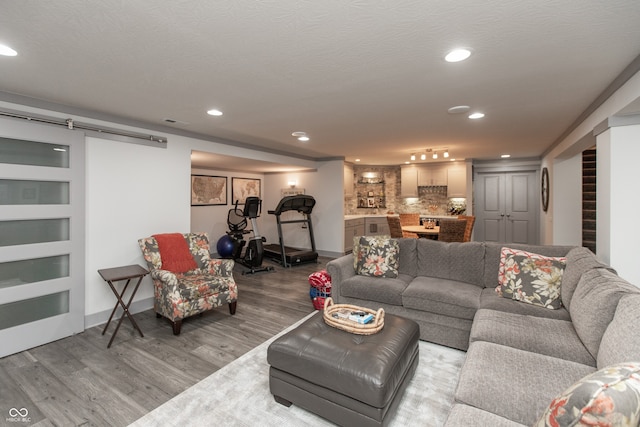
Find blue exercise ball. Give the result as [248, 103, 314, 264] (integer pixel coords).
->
[216, 235, 235, 258]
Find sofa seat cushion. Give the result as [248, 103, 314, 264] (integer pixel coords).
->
[339, 273, 412, 306]
[416, 240, 486, 286]
[570, 268, 640, 360]
[470, 309, 595, 366]
[402, 277, 481, 320]
[445, 403, 525, 427]
[597, 293, 640, 368]
[455, 341, 595, 426]
[479, 288, 571, 320]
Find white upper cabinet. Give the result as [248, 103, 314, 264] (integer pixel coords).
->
[447, 162, 467, 198]
[400, 165, 418, 197]
[417, 165, 447, 186]
[344, 163, 354, 197]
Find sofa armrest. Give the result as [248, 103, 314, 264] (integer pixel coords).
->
[326, 254, 356, 304]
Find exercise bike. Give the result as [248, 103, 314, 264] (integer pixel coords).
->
[226, 196, 274, 275]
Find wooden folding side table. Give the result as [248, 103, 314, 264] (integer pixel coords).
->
[98, 264, 149, 348]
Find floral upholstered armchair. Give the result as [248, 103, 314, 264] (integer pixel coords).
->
[138, 232, 237, 335]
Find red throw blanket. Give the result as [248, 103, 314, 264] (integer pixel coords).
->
[153, 233, 198, 273]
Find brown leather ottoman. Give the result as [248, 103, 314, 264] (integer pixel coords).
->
[267, 311, 420, 427]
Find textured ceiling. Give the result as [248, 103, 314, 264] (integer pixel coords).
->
[1, 1, 640, 170]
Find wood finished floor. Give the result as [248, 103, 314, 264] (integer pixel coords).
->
[0, 257, 332, 427]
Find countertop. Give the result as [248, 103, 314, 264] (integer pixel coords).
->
[345, 214, 457, 220]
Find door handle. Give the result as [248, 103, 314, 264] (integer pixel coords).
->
[500, 213, 505, 217]
[506, 213, 511, 218]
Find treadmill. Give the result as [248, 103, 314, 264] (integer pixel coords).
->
[264, 195, 318, 267]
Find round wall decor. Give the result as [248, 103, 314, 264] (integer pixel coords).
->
[541, 167, 550, 212]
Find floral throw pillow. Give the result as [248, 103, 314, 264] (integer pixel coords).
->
[495, 247, 566, 309]
[353, 235, 399, 278]
[535, 362, 640, 427]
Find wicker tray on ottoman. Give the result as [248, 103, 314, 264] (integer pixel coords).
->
[267, 311, 420, 427]
[322, 297, 384, 335]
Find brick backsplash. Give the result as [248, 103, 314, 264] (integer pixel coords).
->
[347, 165, 455, 215]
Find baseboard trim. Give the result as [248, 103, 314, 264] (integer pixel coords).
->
[317, 249, 343, 259]
[84, 296, 154, 330]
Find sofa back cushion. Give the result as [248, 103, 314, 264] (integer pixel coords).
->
[482, 242, 574, 289]
[570, 268, 639, 360]
[417, 240, 485, 287]
[561, 246, 615, 311]
[597, 293, 640, 369]
[396, 238, 418, 277]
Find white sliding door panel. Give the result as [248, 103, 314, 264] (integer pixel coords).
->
[0, 117, 85, 357]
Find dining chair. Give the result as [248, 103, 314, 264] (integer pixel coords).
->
[438, 219, 467, 242]
[457, 215, 476, 242]
[386, 216, 417, 238]
[386, 216, 404, 238]
[398, 213, 421, 227]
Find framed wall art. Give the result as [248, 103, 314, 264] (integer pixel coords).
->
[232, 177, 260, 204]
[281, 188, 305, 197]
[191, 175, 227, 206]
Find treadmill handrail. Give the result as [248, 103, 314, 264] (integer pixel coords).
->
[268, 195, 316, 216]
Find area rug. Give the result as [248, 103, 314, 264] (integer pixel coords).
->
[129, 312, 466, 427]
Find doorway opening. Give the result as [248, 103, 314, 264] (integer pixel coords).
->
[582, 148, 597, 253]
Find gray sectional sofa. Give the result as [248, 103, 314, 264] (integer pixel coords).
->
[326, 238, 640, 426]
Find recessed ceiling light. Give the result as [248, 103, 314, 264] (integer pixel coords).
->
[469, 112, 485, 119]
[291, 131, 310, 142]
[448, 105, 471, 114]
[0, 44, 17, 56]
[445, 48, 471, 63]
[501, 154, 511, 158]
[207, 109, 223, 116]
[355, 159, 361, 162]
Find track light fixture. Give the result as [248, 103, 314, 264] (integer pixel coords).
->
[409, 148, 449, 161]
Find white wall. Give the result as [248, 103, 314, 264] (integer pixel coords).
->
[597, 124, 640, 284]
[85, 135, 192, 324]
[262, 160, 345, 257]
[543, 69, 640, 285]
[0, 98, 342, 327]
[596, 130, 612, 267]
[551, 155, 582, 246]
[190, 168, 265, 253]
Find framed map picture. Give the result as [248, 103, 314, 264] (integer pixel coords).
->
[232, 177, 260, 204]
[191, 175, 227, 206]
